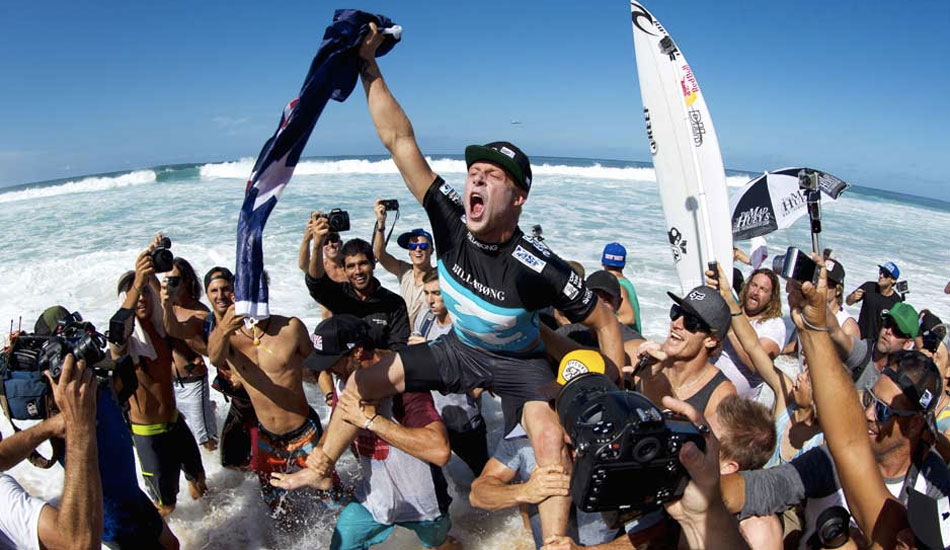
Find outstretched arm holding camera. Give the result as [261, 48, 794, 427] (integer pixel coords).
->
[706, 265, 794, 420]
[790, 257, 908, 549]
[372, 199, 403, 276]
[110, 249, 156, 358]
[306, 212, 329, 280]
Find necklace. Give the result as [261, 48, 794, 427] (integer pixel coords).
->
[241, 318, 272, 352]
[671, 369, 709, 396]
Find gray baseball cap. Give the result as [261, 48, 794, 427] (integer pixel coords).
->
[667, 286, 731, 338]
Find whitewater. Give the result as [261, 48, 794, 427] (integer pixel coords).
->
[0, 156, 948, 549]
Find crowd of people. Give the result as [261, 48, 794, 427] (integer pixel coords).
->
[2, 23, 950, 550]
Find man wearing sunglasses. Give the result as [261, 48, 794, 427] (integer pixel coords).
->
[846, 261, 904, 340]
[722, 350, 950, 549]
[635, 286, 737, 419]
[373, 198, 435, 328]
[827, 301, 919, 392]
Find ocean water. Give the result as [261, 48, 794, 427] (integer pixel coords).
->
[0, 156, 948, 549]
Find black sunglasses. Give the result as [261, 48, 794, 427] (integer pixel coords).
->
[862, 389, 917, 424]
[670, 304, 711, 333]
[880, 314, 911, 339]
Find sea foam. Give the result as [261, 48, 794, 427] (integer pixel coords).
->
[0, 170, 158, 204]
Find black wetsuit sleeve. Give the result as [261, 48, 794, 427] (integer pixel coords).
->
[387, 299, 410, 351]
[305, 273, 348, 313]
[421, 176, 465, 257]
[549, 258, 598, 324]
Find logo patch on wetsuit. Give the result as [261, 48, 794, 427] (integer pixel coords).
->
[563, 271, 582, 300]
[439, 182, 463, 207]
[523, 235, 551, 257]
[512, 245, 546, 273]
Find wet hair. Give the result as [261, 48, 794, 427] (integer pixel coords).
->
[341, 239, 376, 266]
[203, 266, 234, 290]
[117, 270, 136, 296]
[716, 395, 777, 470]
[422, 269, 439, 285]
[172, 257, 202, 300]
[739, 268, 783, 320]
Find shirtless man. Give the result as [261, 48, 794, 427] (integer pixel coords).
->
[111, 243, 207, 516]
[161, 257, 218, 451]
[164, 266, 259, 470]
[206, 285, 326, 510]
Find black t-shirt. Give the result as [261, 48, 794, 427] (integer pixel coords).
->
[423, 176, 597, 356]
[305, 274, 409, 351]
[855, 281, 902, 340]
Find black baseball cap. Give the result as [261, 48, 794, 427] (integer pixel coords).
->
[825, 259, 846, 287]
[586, 270, 621, 305]
[303, 315, 372, 373]
[667, 286, 731, 338]
[464, 141, 533, 193]
[882, 350, 942, 414]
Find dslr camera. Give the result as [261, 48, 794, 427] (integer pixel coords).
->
[379, 199, 399, 211]
[2, 313, 136, 421]
[150, 237, 174, 273]
[556, 372, 705, 513]
[319, 209, 350, 232]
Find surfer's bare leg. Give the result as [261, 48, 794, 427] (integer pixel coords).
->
[523, 400, 572, 541]
[308, 353, 406, 474]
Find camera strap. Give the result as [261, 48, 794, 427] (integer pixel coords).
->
[0, 387, 63, 469]
[372, 211, 399, 248]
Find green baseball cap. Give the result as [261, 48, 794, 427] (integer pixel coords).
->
[883, 302, 919, 338]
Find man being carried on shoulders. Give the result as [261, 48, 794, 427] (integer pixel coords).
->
[305, 24, 625, 546]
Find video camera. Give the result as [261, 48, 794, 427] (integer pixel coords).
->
[556, 372, 705, 513]
[319, 209, 350, 232]
[1, 313, 136, 421]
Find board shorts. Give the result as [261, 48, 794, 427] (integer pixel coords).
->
[252, 407, 324, 508]
[401, 330, 555, 435]
[331, 501, 452, 550]
[174, 373, 218, 445]
[131, 410, 205, 507]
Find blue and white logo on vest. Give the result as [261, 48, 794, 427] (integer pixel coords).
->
[513, 246, 546, 273]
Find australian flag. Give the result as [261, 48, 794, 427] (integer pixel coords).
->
[235, 10, 401, 318]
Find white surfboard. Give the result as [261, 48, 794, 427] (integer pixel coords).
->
[630, 2, 733, 293]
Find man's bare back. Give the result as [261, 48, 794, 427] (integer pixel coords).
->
[210, 308, 312, 435]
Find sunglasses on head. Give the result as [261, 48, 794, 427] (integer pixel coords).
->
[408, 242, 430, 251]
[880, 314, 911, 339]
[669, 304, 711, 333]
[862, 388, 917, 424]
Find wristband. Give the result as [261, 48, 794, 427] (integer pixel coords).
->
[801, 317, 829, 332]
[363, 413, 379, 431]
[730, 311, 743, 317]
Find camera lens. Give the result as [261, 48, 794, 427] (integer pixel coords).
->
[632, 436, 660, 463]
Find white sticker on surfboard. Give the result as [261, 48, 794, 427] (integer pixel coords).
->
[630, 2, 733, 293]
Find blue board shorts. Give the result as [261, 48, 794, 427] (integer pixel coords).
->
[331, 501, 452, 550]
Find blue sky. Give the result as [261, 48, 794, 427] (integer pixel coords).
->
[1, 1, 948, 200]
